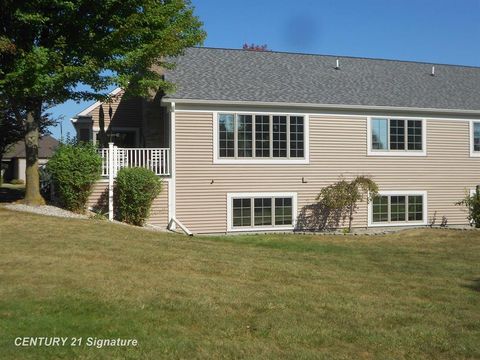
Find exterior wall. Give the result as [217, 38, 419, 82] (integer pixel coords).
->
[12, 158, 48, 181]
[174, 111, 479, 234]
[87, 179, 169, 229]
[88, 92, 143, 130]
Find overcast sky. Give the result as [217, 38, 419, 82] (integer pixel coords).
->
[49, 0, 480, 139]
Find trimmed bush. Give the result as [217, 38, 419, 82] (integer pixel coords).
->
[46, 141, 101, 212]
[10, 179, 25, 185]
[115, 167, 162, 226]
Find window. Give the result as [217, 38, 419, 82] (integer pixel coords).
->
[219, 114, 235, 157]
[96, 129, 138, 147]
[232, 198, 251, 227]
[471, 121, 480, 156]
[368, 118, 425, 156]
[227, 193, 297, 231]
[216, 113, 307, 163]
[255, 115, 270, 157]
[370, 192, 426, 226]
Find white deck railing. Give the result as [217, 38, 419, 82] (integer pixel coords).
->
[100, 146, 170, 177]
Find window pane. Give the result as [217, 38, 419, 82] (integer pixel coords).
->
[474, 122, 480, 152]
[390, 120, 405, 150]
[254, 198, 272, 226]
[290, 116, 304, 158]
[371, 118, 388, 150]
[237, 115, 253, 157]
[407, 120, 423, 150]
[219, 114, 235, 157]
[408, 195, 423, 221]
[232, 198, 251, 227]
[273, 116, 287, 157]
[255, 115, 270, 157]
[372, 196, 389, 223]
[390, 196, 406, 221]
[275, 197, 293, 225]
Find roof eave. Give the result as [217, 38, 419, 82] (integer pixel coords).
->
[161, 98, 480, 116]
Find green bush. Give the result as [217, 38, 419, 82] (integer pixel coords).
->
[10, 179, 25, 185]
[456, 187, 480, 228]
[115, 167, 162, 226]
[46, 141, 101, 213]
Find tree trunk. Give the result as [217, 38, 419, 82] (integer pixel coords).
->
[23, 103, 45, 205]
[348, 205, 354, 233]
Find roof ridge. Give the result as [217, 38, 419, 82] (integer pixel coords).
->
[191, 46, 480, 70]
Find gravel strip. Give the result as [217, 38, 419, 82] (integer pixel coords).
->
[2, 204, 88, 219]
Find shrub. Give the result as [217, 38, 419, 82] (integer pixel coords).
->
[10, 179, 25, 185]
[115, 167, 162, 226]
[46, 141, 101, 213]
[456, 187, 480, 228]
[314, 176, 378, 232]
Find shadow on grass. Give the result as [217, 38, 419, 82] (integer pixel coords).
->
[465, 278, 480, 292]
[0, 185, 25, 203]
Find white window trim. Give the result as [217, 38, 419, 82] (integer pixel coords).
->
[226, 192, 297, 232]
[368, 190, 428, 227]
[469, 120, 480, 157]
[367, 117, 427, 157]
[213, 111, 310, 164]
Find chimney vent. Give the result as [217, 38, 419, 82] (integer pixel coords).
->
[431, 66, 435, 76]
[335, 58, 340, 70]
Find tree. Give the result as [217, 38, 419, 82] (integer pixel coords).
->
[242, 43, 269, 51]
[0, 0, 205, 205]
[315, 176, 378, 232]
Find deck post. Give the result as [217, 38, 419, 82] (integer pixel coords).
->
[108, 142, 114, 221]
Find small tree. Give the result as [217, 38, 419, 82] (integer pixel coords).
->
[456, 187, 480, 228]
[46, 140, 102, 213]
[316, 176, 378, 232]
[115, 168, 162, 226]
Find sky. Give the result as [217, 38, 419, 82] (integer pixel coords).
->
[48, 0, 480, 139]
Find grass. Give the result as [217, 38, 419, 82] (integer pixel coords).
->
[0, 208, 479, 359]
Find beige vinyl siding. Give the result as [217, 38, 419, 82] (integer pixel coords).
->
[175, 112, 478, 234]
[87, 92, 143, 129]
[87, 180, 169, 228]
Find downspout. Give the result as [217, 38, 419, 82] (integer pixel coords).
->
[168, 102, 176, 230]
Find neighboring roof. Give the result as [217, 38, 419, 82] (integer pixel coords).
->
[4, 135, 59, 159]
[164, 47, 480, 112]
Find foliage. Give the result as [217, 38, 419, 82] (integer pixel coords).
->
[242, 43, 269, 51]
[46, 140, 101, 213]
[115, 167, 162, 226]
[306, 176, 378, 232]
[456, 187, 480, 228]
[0, 0, 205, 204]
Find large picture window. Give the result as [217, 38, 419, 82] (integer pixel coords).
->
[369, 118, 425, 156]
[227, 193, 297, 231]
[217, 113, 306, 162]
[370, 192, 427, 226]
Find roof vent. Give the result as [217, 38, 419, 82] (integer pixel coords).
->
[335, 58, 340, 70]
[431, 66, 435, 76]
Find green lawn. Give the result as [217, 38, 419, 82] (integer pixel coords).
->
[0, 208, 479, 359]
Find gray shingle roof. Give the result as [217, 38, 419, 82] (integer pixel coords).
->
[164, 47, 480, 111]
[4, 135, 59, 159]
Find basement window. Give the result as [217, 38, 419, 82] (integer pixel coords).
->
[369, 191, 427, 226]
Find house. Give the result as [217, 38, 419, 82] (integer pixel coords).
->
[72, 47, 480, 234]
[2, 135, 59, 183]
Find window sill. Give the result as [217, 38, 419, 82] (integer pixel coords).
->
[214, 158, 309, 165]
[368, 221, 427, 227]
[469, 151, 480, 157]
[367, 150, 426, 157]
[228, 225, 294, 232]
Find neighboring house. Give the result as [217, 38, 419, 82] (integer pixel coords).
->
[2, 135, 59, 182]
[72, 47, 480, 234]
